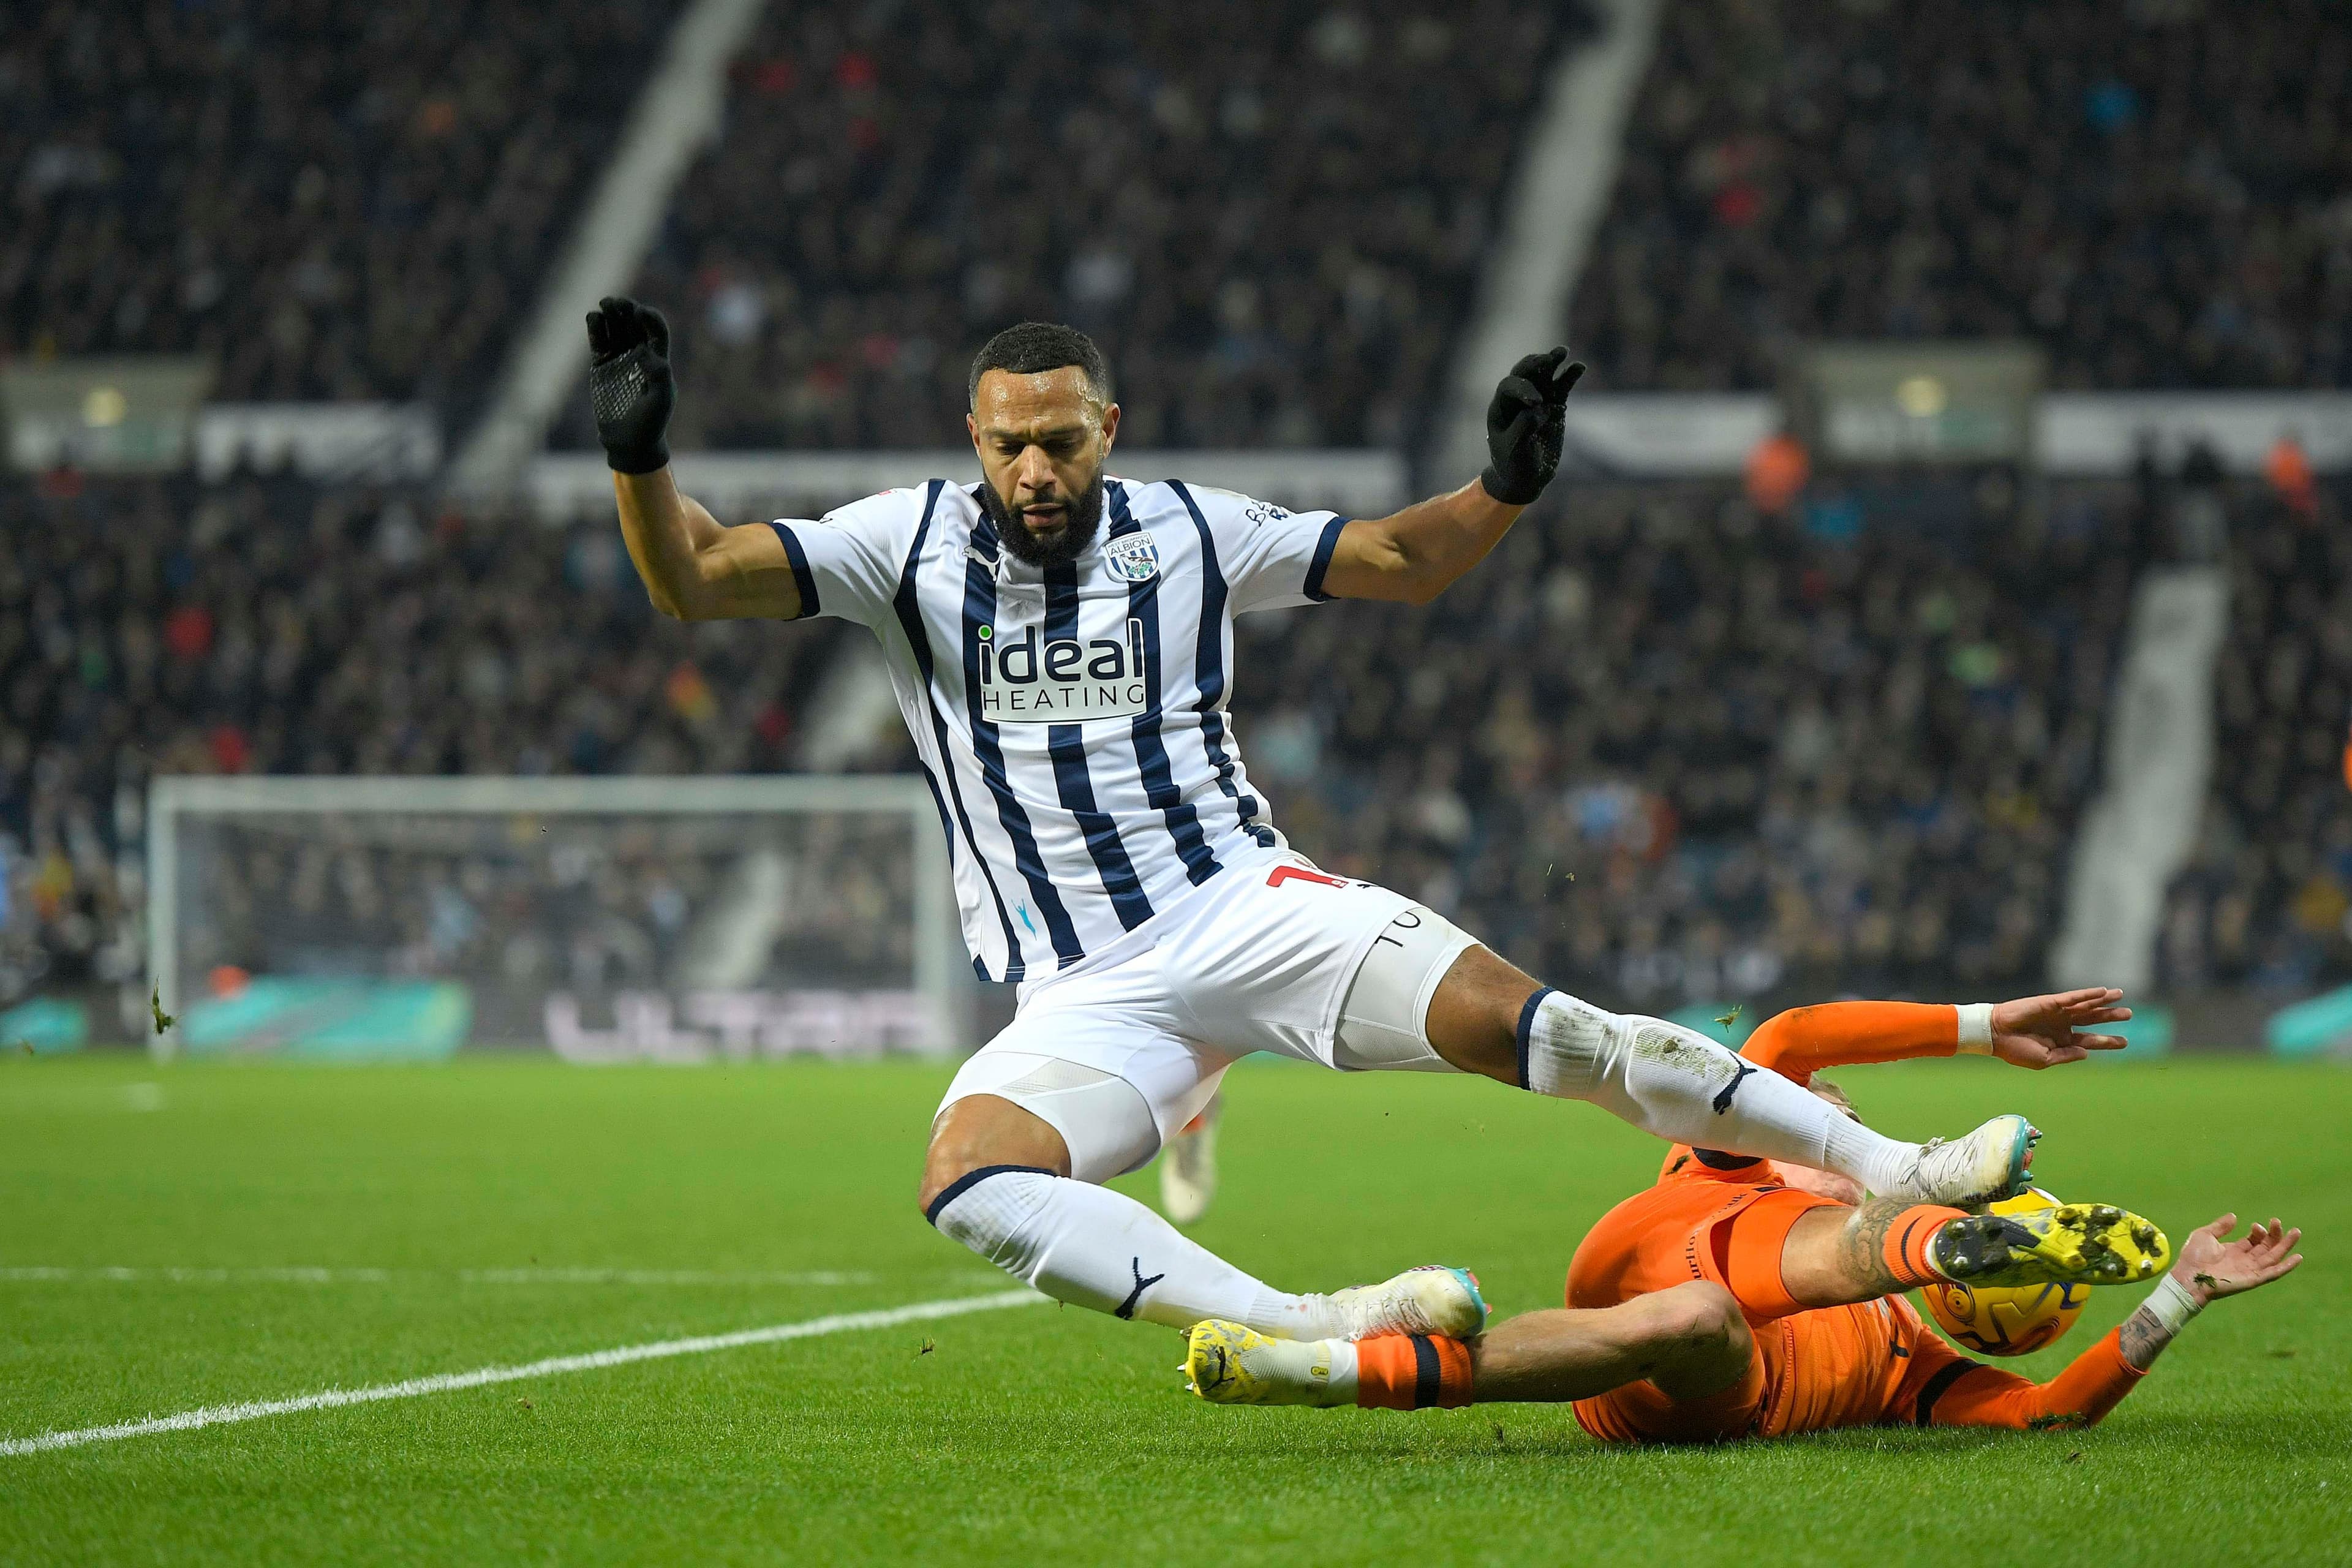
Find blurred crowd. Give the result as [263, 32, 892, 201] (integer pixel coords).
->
[1574, 0, 2352, 391]
[13, 0, 2344, 437]
[0, 0, 672, 409]
[590, 0, 1586, 453]
[10, 462, 2350, 1022]
[2161, 470, 2352, 992]
[1227, 477, 2135, 1011]
[0, 474, 844, 1008]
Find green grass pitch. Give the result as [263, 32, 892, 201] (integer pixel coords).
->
[3, 1053, 2348, 1565]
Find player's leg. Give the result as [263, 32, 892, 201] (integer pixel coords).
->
[920, 1087, 1300, 1330]
[919, 994, 1485, 1340]
[1184, 1281, 1752, 1409]
[1157, 1088, 1221, 1226]
[1773, 1196, 2173, 1305]
[1163, 866, 2022, 1210]
[1470, 1284, 1753, 1403]
[1404, 937, 2031, 1208]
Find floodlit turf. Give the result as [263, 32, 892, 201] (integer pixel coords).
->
[2, 1053, 2348, 1565]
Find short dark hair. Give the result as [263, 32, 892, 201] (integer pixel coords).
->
[968, 322, 1112, 409]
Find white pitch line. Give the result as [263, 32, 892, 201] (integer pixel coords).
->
[455, 1268, 875, 1286]
[0, 1289, 1043, 1458]
[0, 1267, 880, 1287]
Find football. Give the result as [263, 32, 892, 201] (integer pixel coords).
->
[1918, 1189, 2092, 1357]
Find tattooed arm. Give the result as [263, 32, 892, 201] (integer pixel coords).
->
[2117, 1213, 2304, 1370]
[1907, 1211, 2304, 1432]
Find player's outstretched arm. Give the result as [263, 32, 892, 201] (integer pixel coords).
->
[612, 467, 801, 621]
[1740, 989, 2132, 1082]
[589, 296, 802, 621]
[1918, 1212, 2302, 1431]
[2117, 1212, 2303, 1371]
[1321, 349, 1585, 605]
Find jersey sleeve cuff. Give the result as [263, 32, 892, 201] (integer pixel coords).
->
[1303, 514, 1350, 602]
[766, 521, 821, 619]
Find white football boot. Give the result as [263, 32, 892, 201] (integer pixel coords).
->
[1301, 1264, 1488, 1341]
[1878, 1113, 2038, 1210]
[1158, 1093, 1221, 1226]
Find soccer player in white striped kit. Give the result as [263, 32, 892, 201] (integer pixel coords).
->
[587, 298, 2045, 1344]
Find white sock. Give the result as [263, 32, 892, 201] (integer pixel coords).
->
[930, 1166, 1323, 1334]
[1324, 1338, 1360, 1400]
[1821, 1111, 1923, 1196]
[1518, 990, 1919, 1189]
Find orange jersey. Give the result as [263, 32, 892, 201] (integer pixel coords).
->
[1567, 1001, 2144, 1443]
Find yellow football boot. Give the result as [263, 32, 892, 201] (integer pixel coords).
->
[1183, 1320, 1352, 1408]
[1929, 1201, 2171, 1288]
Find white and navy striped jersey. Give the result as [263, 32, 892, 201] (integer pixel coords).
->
[769, 476, 1348, 984]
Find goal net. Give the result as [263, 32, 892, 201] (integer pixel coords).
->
[145, 775, 965, 1062]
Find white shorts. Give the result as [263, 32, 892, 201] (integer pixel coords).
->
[937, 852, 1482, 1182]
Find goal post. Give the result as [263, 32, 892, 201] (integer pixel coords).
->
[145, 775, 967, 1063]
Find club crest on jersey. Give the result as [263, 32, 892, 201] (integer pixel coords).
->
[975, 618, 1150, 723]
[1105, 532, 1159, 582]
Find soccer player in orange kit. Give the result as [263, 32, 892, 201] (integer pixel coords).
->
[1184, 990, 2302, 1438]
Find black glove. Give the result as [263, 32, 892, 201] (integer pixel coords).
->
[1478, 347, 1586, 505]
[586, 296, 674, 475]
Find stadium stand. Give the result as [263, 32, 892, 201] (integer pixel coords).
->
[598, 0, 1591, 452]
[0, 475, 845, 1001]
[4, 0, 2346, 1032]
[1230, 478, 2138, 1010]
[2, 468, 2143, 1017]
[0, 0, 676, 409]
[1572, 0, 2352, 391]
[2162, 469, 2352, 992]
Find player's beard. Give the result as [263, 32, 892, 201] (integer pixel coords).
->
[980, 472, 1105, 568]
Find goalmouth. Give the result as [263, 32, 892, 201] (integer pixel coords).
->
[145, 775, 967, 1063]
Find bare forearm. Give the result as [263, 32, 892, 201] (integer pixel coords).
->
[1325, 481, 1526, 605]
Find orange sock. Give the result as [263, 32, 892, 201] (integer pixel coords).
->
[1353, 1335, 1474, 1410]
[1882, 1205, 1967, 1286]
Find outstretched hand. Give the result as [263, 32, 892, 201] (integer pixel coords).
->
[1986, 987, 2132, 1068]
[586, 295, 675, 475]
[2172, 1213, 2303, 1306]
[1478, 347, 1586, 506]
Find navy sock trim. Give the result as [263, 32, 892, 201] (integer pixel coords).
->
[924, 1163, 1056, 1227]
[1409, 1335, 1441, 1410]
[1692, 1148, 1767, 1171]
[1514, 987, 1558, 1091]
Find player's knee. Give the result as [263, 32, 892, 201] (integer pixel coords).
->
[914, 1131, 992, 1217]
[1422, 945, 1547, 1078]
[1648, 1281, 1749, 1367]
[916, 1093, 1071, 1215]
